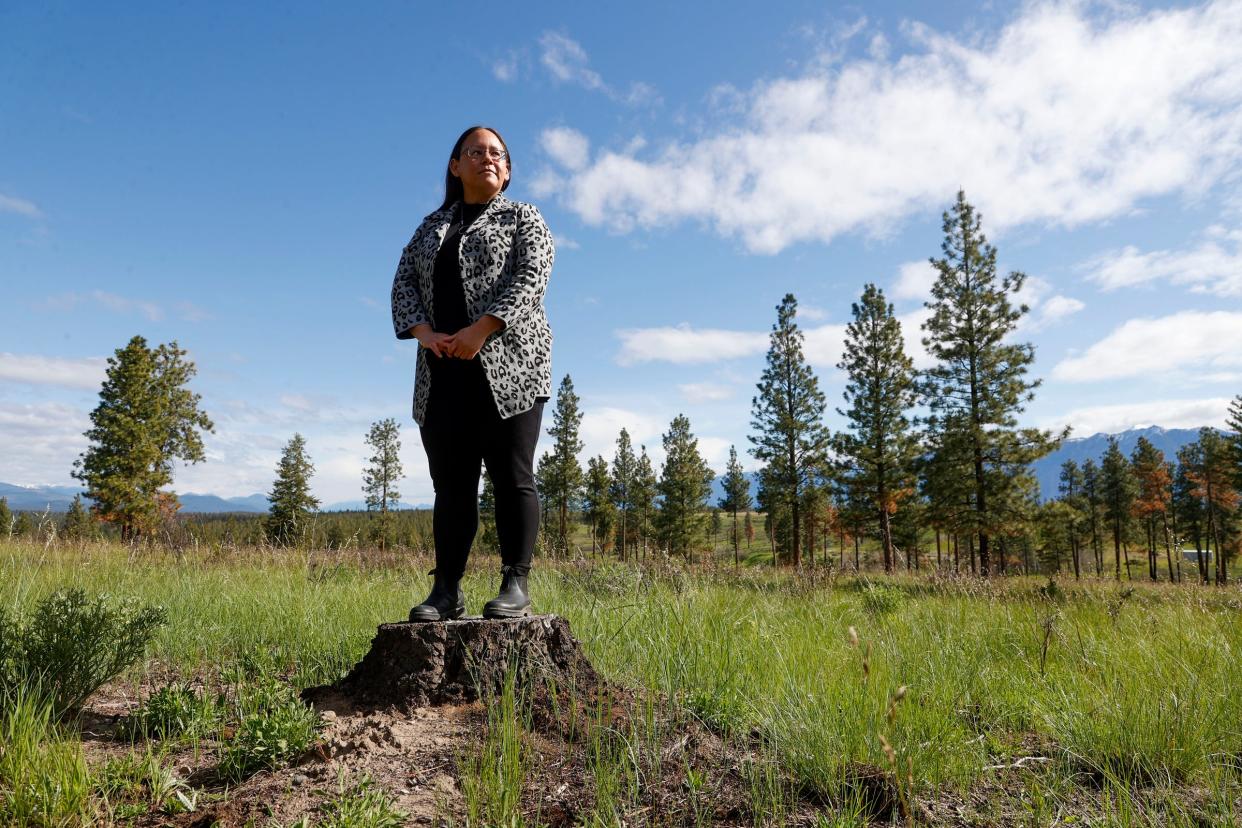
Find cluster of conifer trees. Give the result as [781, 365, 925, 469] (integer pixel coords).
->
[1051, 428, 1239, 584]
[522, 192, 1242, 578]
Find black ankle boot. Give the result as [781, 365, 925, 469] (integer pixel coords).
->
[482, 566, 530, 619]
[409, 570, 465, 622]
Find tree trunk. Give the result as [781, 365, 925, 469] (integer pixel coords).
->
[880, 508, 894, 573]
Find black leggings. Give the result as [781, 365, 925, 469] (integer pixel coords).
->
[419, 364, 543, 582]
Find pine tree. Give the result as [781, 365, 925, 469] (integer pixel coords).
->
[1173, 445, 1205, 582]
[1057, 460, 1085, 579]
[656, 414, 714, 561]
[61, 494, 94, 541]
[1130, 437, 1172, 582]
[631, 447, 658, 561]
[750, 294, 831, 567]
[266, 433, 320, 546]
[717, 445, 752, 568]
[611, 429, 637, 561]
[920, 191, 1059, 575]
[73, 336, 214, 541]
[835, 283, 920, 573]
[1081, 459, 1105, 576]
[0, 497, 12, 538]
[362, 418, 404, 550]
[583, 456, 615, 556]
[1100, 437, 1136, 581]
[1189, 428, 1237, 585]
[535, 451, 555, 529]
[13, 512, 33, 538]
[1228, 395, 1242, 490]
[478, 469, 499, 552]
[546, 375, 584, 552]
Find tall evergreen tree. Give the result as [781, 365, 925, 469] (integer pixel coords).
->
[750, 294, 831, 567]
[1130, 437, 1172, 581]
[1081, 458, 1105, 576]
[0, 497, 12, 538]
[1174, 445, 1206, 582]
[1228, 394, 1242, 490]
[611, 428, 637, 561]
[656, 414, 715, 561]
[266, 433, 320, 546]
[535, 451, 555, 529]
[920, 191, 1058, 575]
[1057, 460, 1085, 579]
[631, 446, 658, 561]
[717, 445, 753, 569]
[478, 469, 499, 552]
[583, 455, 616, 556]
[1189, 428, 1237, 585]
[60, 494, 94, 541]
[835, 283, 920, 572]
[1100, 437, 1137, 581]
[546, 375, 584, 551]
[73, 336, 214, 541]
[362, 418, 404, 550]
[13, 512, 33, 539]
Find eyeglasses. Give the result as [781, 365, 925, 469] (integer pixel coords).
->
[461, 146, 508, 162]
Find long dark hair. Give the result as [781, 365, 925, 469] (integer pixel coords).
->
[440, 125, 511, 210]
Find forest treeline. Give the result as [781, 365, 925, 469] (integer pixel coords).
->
[7, 192, 1240, 581]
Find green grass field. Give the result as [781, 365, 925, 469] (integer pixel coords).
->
[2, 539, 1241, 825]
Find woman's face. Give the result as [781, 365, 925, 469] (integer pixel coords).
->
[450, 129, 510, 204]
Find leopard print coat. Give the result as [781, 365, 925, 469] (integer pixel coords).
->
[391, 193, 555, 425]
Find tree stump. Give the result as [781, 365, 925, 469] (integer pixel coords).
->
[303, 615, 600, 712]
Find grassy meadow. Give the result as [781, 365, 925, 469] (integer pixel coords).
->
[2, 537, 1241, 825]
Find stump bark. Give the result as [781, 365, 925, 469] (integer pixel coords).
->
[304, 615, 599, 711]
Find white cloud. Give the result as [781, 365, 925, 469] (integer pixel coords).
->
[540, 31, 604, 89]
[615, 324, 768, 365]
[678, 382, 735, 403]
[892, 260, 937, 301]
[0, 353, 106, 389]
[0, 192, 43, 219]
[1053, 310, 1242, 382]
[543, 2, 1242, 253]
[0, 402, 88, 487]
[578, 406, 666, 466]
[1033, 294, 1085, 327]
[1082, 226, 1242, 297]
[43, 290, 164, 321]
[492, 50, 521, 82]
[537, 31, 660, 107]
[540, 127, 590, 171]
[1040, 397, 1233, 437]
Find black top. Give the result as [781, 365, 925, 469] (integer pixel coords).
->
[427, 201, 488, 393]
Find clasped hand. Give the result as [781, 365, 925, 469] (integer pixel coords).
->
[412, 317, 502, 360]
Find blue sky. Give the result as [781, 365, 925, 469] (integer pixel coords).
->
[2, 0, 1241, 504]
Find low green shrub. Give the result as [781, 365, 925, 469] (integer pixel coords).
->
[125, 683, 225, 741]
[0, 587, 166, 716]
[859, 582, 905, 617]
[218, 676, 321, 781]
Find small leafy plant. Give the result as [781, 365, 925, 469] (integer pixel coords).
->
[125, 683, 225, 741]
[218, 675, 321, 781]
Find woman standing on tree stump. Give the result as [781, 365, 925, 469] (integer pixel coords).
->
[391, 125, 554, 620]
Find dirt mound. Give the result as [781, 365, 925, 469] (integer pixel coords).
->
[79, 616, 829, 826]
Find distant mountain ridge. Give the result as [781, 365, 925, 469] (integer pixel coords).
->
[1030, 425, 1210, 501]
[0, 482, 430, 514]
